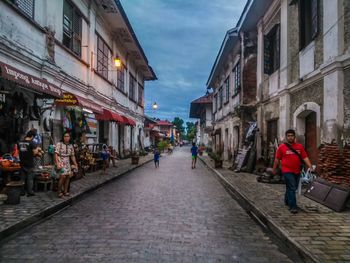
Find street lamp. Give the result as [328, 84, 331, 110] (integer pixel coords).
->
[152, 102, 158, 110]
[114, 57, 121, 68]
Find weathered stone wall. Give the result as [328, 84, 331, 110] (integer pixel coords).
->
[261, 100, 279, 141]
[343, 68, 350, 140]
[288, 3, 300, 84]
[314, 0, 324, 69]
[243, 56, 257, 105]
[290, 80, 324, 125]
[345, 0, 350, 52]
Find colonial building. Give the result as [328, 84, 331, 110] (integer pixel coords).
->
[0, 0, 156, 158]
[189, 92, 213, 147]
[207, 0, 350, 186]
[255, 0, 350, 186]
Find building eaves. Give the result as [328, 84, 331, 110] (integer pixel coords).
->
[236, 0, 274, 32]
[206, 27, 239, 88]
[114, 0, 157, 80]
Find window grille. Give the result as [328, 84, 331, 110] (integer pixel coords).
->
[233, 62, 241, 94]
[117, 65, 125, 92]
[138, 83, 144, 106]
[129, 74, 136, 101]
[97, 35, 109, 79]
[13, 0, 34, 19]
[63, 0, 82, 57]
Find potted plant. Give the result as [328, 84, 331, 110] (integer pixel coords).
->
[198, 145, 206, 156]
[131, 151, 139, 165]
[209, 152, 223, 168]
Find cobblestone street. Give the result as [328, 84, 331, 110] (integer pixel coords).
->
[0, 147, 300, 262]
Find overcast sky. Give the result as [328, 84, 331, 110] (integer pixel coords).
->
[120, 0, 247, 124]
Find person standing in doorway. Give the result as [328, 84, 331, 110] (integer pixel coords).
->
[19, 130, 39, 197]
[154, 148, 160, 168]
[191, 142, 198, 169]
[272, 129, 313, 214]
[54, 132, 78, 198]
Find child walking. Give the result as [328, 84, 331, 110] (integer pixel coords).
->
[191, 142, 198, 169]
[154, 148, 160, 168]
[101, 144, 110, 174]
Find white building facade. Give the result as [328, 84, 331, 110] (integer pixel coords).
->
[0, 0, 156, 157]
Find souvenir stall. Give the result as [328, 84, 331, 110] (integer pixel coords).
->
[0, 61, 62, 199]
[55, 92, 104, 176]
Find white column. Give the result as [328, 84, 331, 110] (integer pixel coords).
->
[323, 70, 344, 133]
[323, 0, 344, 62]
[322, 0, 345, 143]
[279, 0, 289, 90]
[279, 92, 291, 141]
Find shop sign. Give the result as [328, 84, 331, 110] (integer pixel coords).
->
[55, 93, 79, 106]
[0, 61, 62, 98]
[55, 92, 103, 114]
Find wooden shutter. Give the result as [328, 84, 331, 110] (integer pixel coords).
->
[275, 25, 280, 70]
[311, 0, 318, 39]
[264, 36, 271, 75]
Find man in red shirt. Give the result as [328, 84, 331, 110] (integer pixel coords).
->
[272, 129, 313, 213]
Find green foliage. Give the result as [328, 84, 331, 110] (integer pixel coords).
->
[208, 152, 222, 161]
[172, 117, 185, 138]
[186, 122, 196, 141]
[139, 149, 147, 156]
[157, 140, 168, 152]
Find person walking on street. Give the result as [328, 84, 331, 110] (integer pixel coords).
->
[191, 142, 198, 169]
[19, 130, 40, 197]
[154, 148, 160, 168]
[101, 144, 110, 174]
[272, 129, 313, 214]
[54, 132, 78, 198]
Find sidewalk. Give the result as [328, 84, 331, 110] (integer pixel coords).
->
[0, 154, 153, 242]
[199, 154, 350, 263]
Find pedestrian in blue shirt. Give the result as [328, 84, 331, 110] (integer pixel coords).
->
[191, 142, 198, 169]
[154, 148, 160, 168]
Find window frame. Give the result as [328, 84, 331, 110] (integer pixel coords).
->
[138, 82, 144, 107]
[218, 87, 223, 110]
[264, 24, 280, 75]
[233, 62, 241, 96]
[224, 76, 230, 103]
[11, 0, 35, 19]
[63, 0, 82, 57]
[96, 34, 110, 80]
[129, 73, 137, 102]
[213, 94, 217, 113]
[299, 0, 318, 50]
[117, 64, 126, 93]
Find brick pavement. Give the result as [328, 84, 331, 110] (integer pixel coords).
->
[0, 154, 154, 241]
[199, 154, 350, 263]
[0, 147, 299, 262]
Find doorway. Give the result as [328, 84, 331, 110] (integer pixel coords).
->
[305, 112, 318, 164]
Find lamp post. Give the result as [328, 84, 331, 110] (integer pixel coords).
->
[152, 102, 158, 110]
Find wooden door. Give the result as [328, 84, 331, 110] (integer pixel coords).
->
[305, 112, 317, 164]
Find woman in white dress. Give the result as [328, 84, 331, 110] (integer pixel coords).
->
[54, 132, 78, 198]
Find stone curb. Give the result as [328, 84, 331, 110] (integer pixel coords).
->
[199, 156, 321, 263]
[0, 158, 154, 243]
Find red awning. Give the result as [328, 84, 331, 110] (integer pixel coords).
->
[0, 61, 63, 98]
[121, 116, 136, 126]
[95, 109, 124, 123]
[55, 92, 103, 114]
[128, 118, 136, 126]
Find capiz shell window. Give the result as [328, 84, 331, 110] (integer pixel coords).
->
[12, 0, 34, 19]
[97, 35, 110, 79]
[63, 0, 82, 57]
